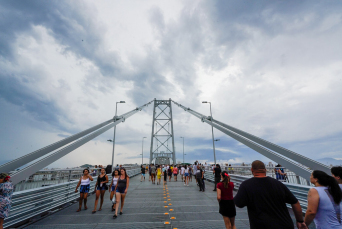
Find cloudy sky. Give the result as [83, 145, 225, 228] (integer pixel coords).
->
[1, 0, 341, 169]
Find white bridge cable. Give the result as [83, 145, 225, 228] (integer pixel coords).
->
[171, 100, 326, 179]
[0, 119, 114, 173]
[10, 101, 153, 185]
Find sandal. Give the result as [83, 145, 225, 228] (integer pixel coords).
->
[84, 206, 88, 210]
[113, 214, 117, 219]
[92, 210, 96, 214]
[119, 211, 123, 215]
[98, 208, 102, 211]
[76, 208, 81, 212]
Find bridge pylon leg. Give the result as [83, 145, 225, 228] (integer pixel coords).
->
[149, 99, 176, 165]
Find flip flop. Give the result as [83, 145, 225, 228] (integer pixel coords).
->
[92, 210, 96, 214]
[76, 209, 81, 212]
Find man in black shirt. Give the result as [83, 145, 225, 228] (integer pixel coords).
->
[141, 165, 146, 182]
[234, 160, 307, 229]
[213, 164, 221, 191]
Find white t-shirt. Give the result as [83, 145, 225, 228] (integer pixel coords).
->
[193, 165, 197, 173]
[167, 166, 169, 170]
[181, 167, 185, 174]
[184, 168, 189, 173]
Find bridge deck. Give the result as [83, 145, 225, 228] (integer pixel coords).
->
[23, 175, 313, 229]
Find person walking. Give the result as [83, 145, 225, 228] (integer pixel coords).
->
[141, 165, 146, 182]
[304, 170, 342, 228]
[234, 160, 306, 229]
[213, 164, 221, 191]
[92, 168, 108, 214]
[184, 165, 189, 186]
[75, 169, 93, 212]
[162, 165, 167, 185]
[113, 168, 130, 219]
[173, 166, 178, 181]
[157, 165, 162, 185]
[331, 166, 342, 189]
[217, 171, 236, 229]
[109, 169, 120, 212]
[168, 166, 172, 182]
[149, 164, 152, 182]
[189, 165, 193, 182]
[180, 165, 185, 182]
[196, 165, 204, 192]
[151, 164, 156, 184]
[0, 173, 13, 229]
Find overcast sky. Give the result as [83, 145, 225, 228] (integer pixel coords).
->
[1, 0, 341, 169]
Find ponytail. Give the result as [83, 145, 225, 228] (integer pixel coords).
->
[221, 170, 230, 189]
[313, 170, 342, 204]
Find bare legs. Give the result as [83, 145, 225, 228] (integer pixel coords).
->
[186, 175, 189, 185]
[223, 216, 236, 229]
[110, 191, 116, 210]
[0, 218, 3, 229]
[93, 190, 105, 212]
[114, 192, 126, 215]
[77, 193, 88, 211]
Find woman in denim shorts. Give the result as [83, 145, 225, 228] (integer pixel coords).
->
[92, 168, 108, 213]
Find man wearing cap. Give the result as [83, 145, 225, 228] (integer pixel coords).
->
[233, 160, 307, 229]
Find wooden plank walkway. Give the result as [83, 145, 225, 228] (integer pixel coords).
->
[23, 174, 314, 229]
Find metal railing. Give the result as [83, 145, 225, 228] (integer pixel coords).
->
[4, 167, 141, 229]
[13, 166, 140, 192]
[202, 165, 310, 186]
[204, 173, 310, 212]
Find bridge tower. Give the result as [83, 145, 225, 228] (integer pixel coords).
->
[149, 99, 176, 165]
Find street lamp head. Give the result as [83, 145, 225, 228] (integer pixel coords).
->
[202, 101, 207, 103]
[107, 139, 113, 142]
[215, 139, 220, 141]
[143, 137, 147, 138]
[120, 101, 126, 103]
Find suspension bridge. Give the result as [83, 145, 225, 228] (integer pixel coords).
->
[1, 98, 327, 228]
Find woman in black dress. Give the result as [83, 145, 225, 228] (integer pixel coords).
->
[217, 171, 236, 229]
[92, 168, 108, 213]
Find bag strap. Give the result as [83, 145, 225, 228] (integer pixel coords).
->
[324, 189, 341, 224]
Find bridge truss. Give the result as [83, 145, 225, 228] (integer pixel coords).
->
[0, 99, 331, 186]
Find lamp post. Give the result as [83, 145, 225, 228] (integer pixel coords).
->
[180, 137, 185, 163]
[142, 137, 147, 165]
[202, 101, 216, 165]
[110, 101, 125, 172]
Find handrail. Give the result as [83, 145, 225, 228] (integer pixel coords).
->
[204, 173, 310, 212]
[4, 168, 141, 229]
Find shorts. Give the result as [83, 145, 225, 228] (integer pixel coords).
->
[151, 173, 155, 177]
[97, 184, 107, 191]
[116, 187, 126, 194]
[111, 186, 116, 192]
[168, 173, 172, 176]
[184, 173, 189, 177]
[141, 173, 145, 177]
[173, 173, 177, 176]
[219, 199, 236, 217]
[80, 184, 90, 193]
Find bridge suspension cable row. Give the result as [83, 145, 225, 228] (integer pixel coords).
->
[7, 101, 153, 185]
[171, 100, 330, 180]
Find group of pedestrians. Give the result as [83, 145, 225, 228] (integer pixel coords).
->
[145, 164, 193, 186]
[214, 160, 342, 229]
[74, 167, 129, 220]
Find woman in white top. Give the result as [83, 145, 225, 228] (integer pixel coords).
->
[184, 165, 190, 186]
[75, 169, 93, 212]
[109, 170, 120, 212]
[305, 170, 342, 228]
